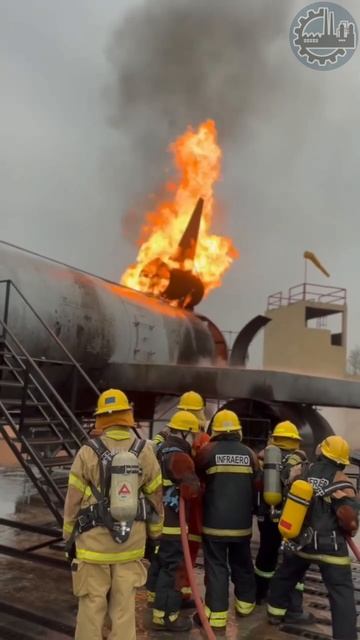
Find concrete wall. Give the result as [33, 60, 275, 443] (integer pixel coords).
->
[321, 407, 360, 450]
[263, 301, 347, 377]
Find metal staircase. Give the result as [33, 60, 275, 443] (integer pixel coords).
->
[0, 280, 99, 534]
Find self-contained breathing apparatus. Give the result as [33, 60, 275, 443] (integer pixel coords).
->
[261, 445, 306, 522]
[67, 437, 148, 553]
[279, 474, 356, 552]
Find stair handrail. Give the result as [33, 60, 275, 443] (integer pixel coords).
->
[0, 279, 99, 396]
[0, 315, 91, 442]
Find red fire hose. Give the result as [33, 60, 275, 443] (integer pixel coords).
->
[346, 535, 360, 561]
[179, 497, 216, 640]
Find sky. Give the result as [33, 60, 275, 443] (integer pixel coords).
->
[1, 0, 360, 364]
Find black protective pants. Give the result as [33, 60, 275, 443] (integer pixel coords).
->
[255, 517, 303, 611]
[203, 537, 256, 623]
[151, 538, 184, 615]
[268, 551, 357, 640]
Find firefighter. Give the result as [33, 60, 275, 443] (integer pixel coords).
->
[148, 410, 201, 632]
[267, 435, 359, 640]
[63, 389, 163, 640]
[152, 390, 207, 450]
[151, 391, 209, 605]
[194, 410, 258, 631]
[255, 421, 310, 621]
[176, 391, 210, 604]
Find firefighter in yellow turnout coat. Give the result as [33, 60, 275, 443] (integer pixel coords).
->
[63, 389, 163, 640]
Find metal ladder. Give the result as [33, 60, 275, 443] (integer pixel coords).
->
[0, 279, 99, 528]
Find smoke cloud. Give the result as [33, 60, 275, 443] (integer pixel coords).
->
[107, 0, 316, 241]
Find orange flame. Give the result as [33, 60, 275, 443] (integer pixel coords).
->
[121, 120, 238, 296]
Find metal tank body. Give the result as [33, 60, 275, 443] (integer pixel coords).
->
[0, 242, 216, 383]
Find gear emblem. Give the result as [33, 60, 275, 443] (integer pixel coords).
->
[289, 2, 357, 70]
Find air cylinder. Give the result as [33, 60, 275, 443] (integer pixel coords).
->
[263, 444, 282, 507]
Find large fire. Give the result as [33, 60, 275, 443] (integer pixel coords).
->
[121, 120, 238, 300]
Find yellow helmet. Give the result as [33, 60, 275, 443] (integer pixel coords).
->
[320, 435, 350, 466]
[272, 421, 301, 441]
[95, 389, 131, 415]
[212, 410, 241, 433]
[177, 391, 204, 411]
[167, 410, 200, 433]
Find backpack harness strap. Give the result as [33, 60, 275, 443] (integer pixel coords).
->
[69, 437, 147, 546]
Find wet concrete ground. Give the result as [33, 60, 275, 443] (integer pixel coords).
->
[0, 467, 359, 639]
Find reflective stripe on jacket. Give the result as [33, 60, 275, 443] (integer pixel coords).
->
[63, 427, 163, 562]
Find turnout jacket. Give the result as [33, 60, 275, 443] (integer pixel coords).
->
[157, 433, 200, 538]
[195, 433, 258, 540]
[291, 457, 359, 564]
[63, 426, 163, 564]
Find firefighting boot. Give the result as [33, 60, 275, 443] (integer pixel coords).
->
[284, 611, 315, 624]
[193, 612, 226, 635]
[151, 614, 192, 632]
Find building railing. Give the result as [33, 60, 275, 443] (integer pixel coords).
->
[267, 283, 347, 310]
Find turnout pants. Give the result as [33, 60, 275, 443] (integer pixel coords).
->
[255, 517, 303, 611]
[151, 538, 184, 619]
[203, 537, 256, 628]
[268, 550, 357, 640]
[72, 560, 146, 640]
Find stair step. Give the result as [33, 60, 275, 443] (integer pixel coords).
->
[0, 365, 25, 372]
[20, 418, 65, 426]
[25, 437, 77, 446]
[53, 478, 69, 487]
[0, 380, 35, 388]
[41, 456, 74, 468]
[0, 399, 49, 407]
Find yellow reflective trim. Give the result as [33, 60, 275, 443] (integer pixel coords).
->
[104, 429, 130, 440]
[203, 526, 252, 537]
[267, 604, 286, 617]
[147, 591, 155, 603]
[162, 526, 182, 535]
[188, 534, 202, 542]
[205, 606, 227, 618]
[143, 473, 162, 494]
[153, 611, 179, 623]
[153, 434, 166, 445]
[206, 465, 252, 475]
[181, 587, 192, 595]
[148, 522, 163, 535]
[76, 547, 144, 563]
[63, 521, 75, 534]
[68, 473, 95, 498]
[295, 550, 351, 566]
[255, 566, 275, 579]
[68, 472, 87, 494]
[162, 478, 174, 487]
[205, 606, 228, 627]
[235, 598, 256, 615]
[295, 582, 304, 592]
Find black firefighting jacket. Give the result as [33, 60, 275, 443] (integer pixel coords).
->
[293, 457, 359, 563]
[157, 434, 198, 538]
[195, 433, 258, 540]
